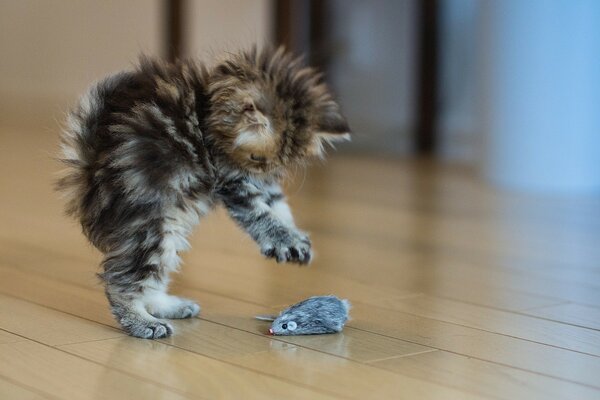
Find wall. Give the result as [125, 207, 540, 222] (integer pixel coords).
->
[327, 0, 418, 155]
[0, 0, 162, 127]
[186, 0, 271, 60]
[0, 0, 272, 129]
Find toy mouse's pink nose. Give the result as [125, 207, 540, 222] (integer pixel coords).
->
[268, 328, 274, 335]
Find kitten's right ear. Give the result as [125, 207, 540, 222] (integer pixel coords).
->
[314, 106, 351, 139]
[308, 106, 351, 157]
[314, 131, 351, 144]
[312, 107, 351, 150]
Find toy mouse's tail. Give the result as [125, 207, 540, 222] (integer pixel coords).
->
[254, 315, 277, 322]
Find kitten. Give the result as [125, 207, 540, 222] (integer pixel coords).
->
[57, 47, 350, 339]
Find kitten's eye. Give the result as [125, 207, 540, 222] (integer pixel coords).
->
[287, 321, 297, 331]
[243, 103, 255, 113]
[250, 154, 267, 163]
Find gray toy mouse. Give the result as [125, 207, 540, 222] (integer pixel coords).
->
[256, 295, 351, 336]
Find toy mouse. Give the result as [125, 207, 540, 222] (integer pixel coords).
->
[256, 295, 351, 335]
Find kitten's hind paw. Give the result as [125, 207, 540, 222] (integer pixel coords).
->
[161, 301, 200, 319]
[176, 302, 201, 319]
[110, 296, 176, 339]
[125, 320, 174, 339]
[147, 296, 201, 319]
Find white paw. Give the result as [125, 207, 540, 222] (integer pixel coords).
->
[147, 296, 201, 319]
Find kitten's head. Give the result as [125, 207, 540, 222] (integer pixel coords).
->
[207, 47, 350, 175]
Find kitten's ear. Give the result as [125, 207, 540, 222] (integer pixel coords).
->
[310, 108, 351, 156]
[314, 107, 351, 139]
[314, 131, 351, 144]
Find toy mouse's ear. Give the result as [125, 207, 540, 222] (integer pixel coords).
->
[255, 315, 277, 322]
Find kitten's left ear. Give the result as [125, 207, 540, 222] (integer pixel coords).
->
[313, 107, 351, 144]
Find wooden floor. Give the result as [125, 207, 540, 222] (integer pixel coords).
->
[1, 125, 600, 399]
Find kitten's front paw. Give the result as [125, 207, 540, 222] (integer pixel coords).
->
[262, 234, 312, 265]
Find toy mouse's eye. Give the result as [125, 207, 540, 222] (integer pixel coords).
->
[281, 323, 288, 330]
[243, 103, 255, 113]
[287, 321, 297, 331]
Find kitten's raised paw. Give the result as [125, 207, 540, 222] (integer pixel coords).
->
[262, 235, 312, 265]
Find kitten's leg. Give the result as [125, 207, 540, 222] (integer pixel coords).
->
[106, 289, 173, 339]
[220, 180, 312, 264]
[103, 243, 176, 339]
[259, 205, 312, 264]
[102, 210, 200, 338]
[143, 203, 205, 320]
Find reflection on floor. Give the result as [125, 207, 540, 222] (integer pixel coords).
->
[1, 127, 599, 399]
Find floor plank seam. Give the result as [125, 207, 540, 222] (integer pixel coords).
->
[409, 295, 600, 332]
[155, 337, 461, 400]
[520, 302, 574, 312]
[343, 325, 600, 390]
[0, 374, 58, 400]
[192, 315, 443, 366]
[0, 287, 121, 331]
[346, 300, 600, 358]
[515, 313, 600, 332]
[53, 334, 128, 347]
[0, 333, 206, 400]
[120, 338, 355, 400]
[364, 349, 439, 364]
[435, 294, 569, 314]
[0, 327, 204, 399]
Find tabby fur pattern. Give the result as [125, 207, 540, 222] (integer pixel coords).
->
[56, 47, 350, 339]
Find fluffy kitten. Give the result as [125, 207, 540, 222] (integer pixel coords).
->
[57, 47, 350, 339]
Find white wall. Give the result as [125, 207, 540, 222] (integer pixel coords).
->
[477, 0, 600, 193]
[438, 0, 600, 193]
[185, 0, 271, 60]
[0, 0, 162, 125]
[0, 0, 271, 129]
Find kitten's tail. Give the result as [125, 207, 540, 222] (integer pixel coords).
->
[55, 73, 125, 217]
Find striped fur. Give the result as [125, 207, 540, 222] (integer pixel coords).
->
[56, 47, 349, 339]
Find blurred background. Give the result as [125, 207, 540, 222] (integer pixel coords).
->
[1, 4, 599, 397]
[0, 0, 599, 193]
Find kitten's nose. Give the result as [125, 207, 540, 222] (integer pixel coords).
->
[256, 114, 270, 129]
